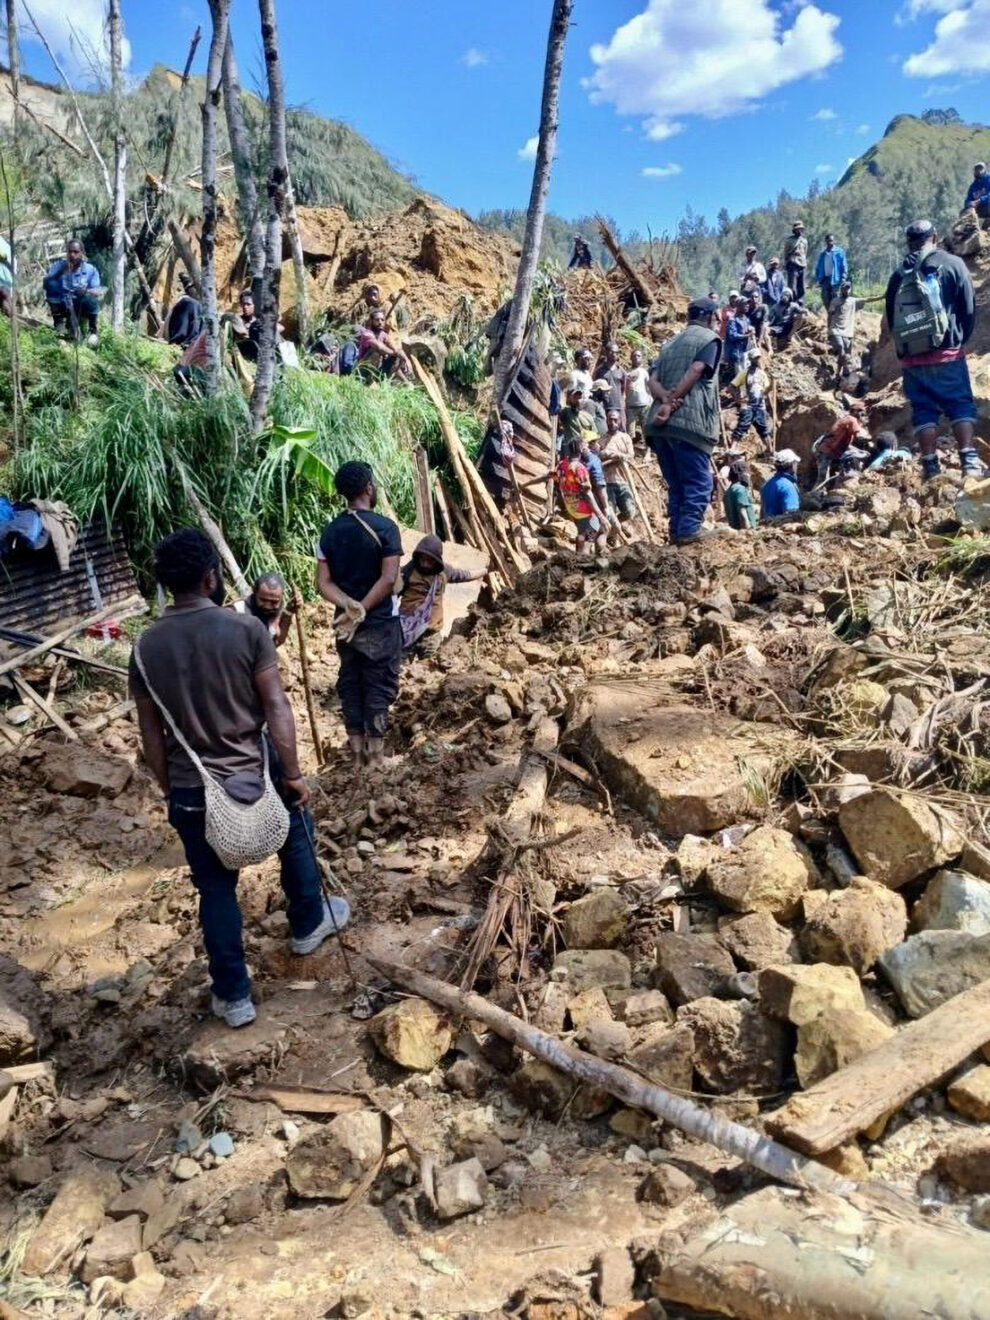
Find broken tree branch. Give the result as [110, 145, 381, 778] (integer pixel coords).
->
[370, 956, 858, 1198]
[11, 673, 78, 741]
[595, 216, 654, 309]
[0, 597, 144, 679]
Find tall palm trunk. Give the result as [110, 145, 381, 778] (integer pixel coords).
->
[221, 30, 265, 306]
[5, 0, 20, 137]
[108, 0, 126, 332]
[201, 0, 232, 393]
[492, 0, 572, 404]
[285, 173, 309, 344]
[249, 0, 289, 433]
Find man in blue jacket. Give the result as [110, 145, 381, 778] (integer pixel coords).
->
[43, 239, 102, 345]
[760, 450, 802, 518]
[815, 234, 847, 310]
[964, 162, 990, 217]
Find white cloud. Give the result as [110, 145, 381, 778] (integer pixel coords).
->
[812, 107, 837, 120]
[517, 136, 539, 161]
[642, 162, 683, 178]
[855, 122, 871, 134]
[814, 162, 835, 173]
[904, 0, 990, 76]
[585, 0, 843, 140]
[906, 0, 965, 13]
[462, 47, 489, 68]
[17, 0, 132, 81]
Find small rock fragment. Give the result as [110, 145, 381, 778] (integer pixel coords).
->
[80, 1215, 143, 1284]
[8, 1153, 53, 1187]
[638, 1163, 695, 1207]
[799, 878, 907, 975]
[948, 1066, 990, 1122]
[566, 986, 614, 1031]
[552, 949, 632, 992]
[108, 1181, 164, 1222]
[838, 790, 963, 889]
[511, 1059, 611, 1120]
[562, 888, 630, 949]
[706, 825, 818, 920]
[286, 1110, 385, 1200]
[369, 997, 453, 1071]
[717, 912, 798, 971]
[913, 870, 990, 937]
[208, 1132, 235, 1158]
[759, 962, 865, 1026]
[593, 1247, 635, 1306]
[794, 1007, 895, 1088]
[678, 998, 788, 1094]
[576, 1019, 631, 1061]
[484, 693, 512, 724]
[939, 1137, 990, 1192]
[654, 932, 735, 1006]
[613, 989, 673, 1028]
[879, 931, 990, 1018]
[173, 1158, 200, 1182]
[625, 1023, 694, 1092]
[434, 1158, 488, 1219]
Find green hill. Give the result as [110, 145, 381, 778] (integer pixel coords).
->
[671, 111, 990, 297]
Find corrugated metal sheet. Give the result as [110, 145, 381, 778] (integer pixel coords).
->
[0, 521, 140, 641]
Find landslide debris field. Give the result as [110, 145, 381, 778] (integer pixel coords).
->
[3, 475, 990, 1320]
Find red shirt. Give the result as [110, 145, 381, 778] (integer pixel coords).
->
[818, 415, 864, 460]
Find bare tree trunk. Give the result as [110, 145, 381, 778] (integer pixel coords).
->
[201, 0, 232, 393]
[5, 0, 20, 137]
[0, 147, 21, 453]
[492, 0, 572, 404]
[108, 0, 126, 332]
[285, 173, 309, 343]
[221, 29, 265, 306]
[249, 0, 289, 433]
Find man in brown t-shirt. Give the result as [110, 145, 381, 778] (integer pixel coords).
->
[129, 529, 349, 1029]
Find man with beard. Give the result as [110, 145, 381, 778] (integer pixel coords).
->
[232, 573, 301, 649]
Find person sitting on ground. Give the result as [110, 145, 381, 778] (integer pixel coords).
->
[600, 409, 636, 526]
[398, 535, 485, 657]
[624, 347, 652, 443]
[356, 308, 411, 381]
[815, 233, 847, 310]
[316, 461, 403, 768]
[232, 573, 301, 648]
[129, 528, 347, 1030]
[964, 162, 990, 218]
[719, 292, 740, 341]
[732, 348, 772, 453]
[165, 272, 202, 347]
[739, 246, 767, 296]
[644, 297, 724, 545]
[477, 418, 518, 512]
[761, 450, 802, 518]
[569, 234, 593, 269]
[784, 221, 808, 302]
[885, 218, 982, 480]
[595, 340, 627, 426]
[43, 239, 102, 345]
[764, 256, 786, 308]
[556, 437, 608, 555]
[866, 431, 913, 471]
[571, 346, 594, 398]
[768, 287, 802, 346]
[812, 399, 870, 486]
[723, 459, 757, 530]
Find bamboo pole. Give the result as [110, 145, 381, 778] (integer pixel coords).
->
[0, 597, 144, 679]
[369, 957, 857, 1198]
[293, 609, 323, 763]
[11, 674, 78, 741]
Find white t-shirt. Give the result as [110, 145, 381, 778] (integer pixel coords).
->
[625, 366, 651, 408]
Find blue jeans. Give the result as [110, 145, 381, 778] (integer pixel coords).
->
[652, 436, 714, 541]
[901, 358, 977, 434]
[168, 756, 324, 1002]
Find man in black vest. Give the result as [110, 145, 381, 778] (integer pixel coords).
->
[644, 298, 723, 544]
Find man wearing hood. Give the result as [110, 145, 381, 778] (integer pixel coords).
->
[398, 536, 486, 657]
[885, 220, 981, 480]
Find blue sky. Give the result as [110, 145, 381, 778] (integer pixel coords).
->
[13, 0, 990, 236]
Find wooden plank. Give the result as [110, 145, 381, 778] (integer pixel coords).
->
[413, 448, 435, 535]
[766, 978, 990, 1156]
[0, 596, 144, 679]
[4, 1061, 53, 1083]
[231, 1085, 365, 1116]
[12, 673, 79, 741]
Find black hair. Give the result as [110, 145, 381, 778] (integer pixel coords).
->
[564, 437, 582, 459]
[335, 460, 375, 501]
[239, 288, 254, 302]
[875, 431, 898, 450]
[153, 528, 217, 595]
[728, 459, 750, 485]
[67, 238, 85, 255]
[253, 572, 286, 593]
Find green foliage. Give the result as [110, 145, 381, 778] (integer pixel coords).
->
[0, 321, 481, 593]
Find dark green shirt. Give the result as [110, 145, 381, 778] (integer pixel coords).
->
[724, 481, 757, 530]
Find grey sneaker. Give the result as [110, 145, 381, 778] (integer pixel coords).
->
[211, 995, 257, 1028]
[291, 896, 352, 955]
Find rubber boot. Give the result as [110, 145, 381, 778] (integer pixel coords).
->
[364, 737, 385, 769]
[959, 448, 985, 478]
[921, 454, 942, 481]
[347, 732, 366, 765]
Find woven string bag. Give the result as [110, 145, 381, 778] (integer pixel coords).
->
[133, 641, 290, 870]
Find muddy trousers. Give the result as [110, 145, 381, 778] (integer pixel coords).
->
[168, 769, 324, 1003]
[336, 618, 402, 738]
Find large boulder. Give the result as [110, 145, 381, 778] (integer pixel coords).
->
[21, 1167, 121, 1277]
[706, 826, 819, 921]
[879, 931, 990, 1018]
[43, 745, 133, 798]
[286, 1110, 385, 1199]
[794, 1007, 895, 1089]
[369, 998, 453, 1072]
[718, 912, 799, 971]
[759, 962, 865, 1026]
[838, 790, 963, 890]
[0, 956, 51, 1066]
[569, 682, 800, 836]
[913, 870, 990, 936]
[80, 1215, 143, 1284]
[552, 949, 631, 992]
[561, 889, 630, 949]
[799, 878, 907, 975]
[626, 1022, 695, 1091]
[677, 998, 788, 1095]
[654, 933, 735, 1006]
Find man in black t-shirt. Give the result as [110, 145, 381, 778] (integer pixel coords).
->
[316, 461, 403, 767]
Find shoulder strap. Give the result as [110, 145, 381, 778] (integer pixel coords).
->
[132, 638, 209, 780]
[348, 509, 383, 549]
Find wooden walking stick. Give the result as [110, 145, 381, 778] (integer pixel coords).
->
[293, 605, 324, 764]
[621, 459, 656, 543]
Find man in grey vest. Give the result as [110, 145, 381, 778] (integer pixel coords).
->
[644, 298, 724, 544]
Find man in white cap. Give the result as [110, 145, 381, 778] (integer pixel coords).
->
[760, 450, 802, 518]
[964, 163, 990, 217]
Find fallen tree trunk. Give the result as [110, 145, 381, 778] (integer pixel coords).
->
[595, 217, 654, 309]
[369, 956, 856, 1197]
[646, 1184, 990, 1320]
[767, 976, 990, 1155]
